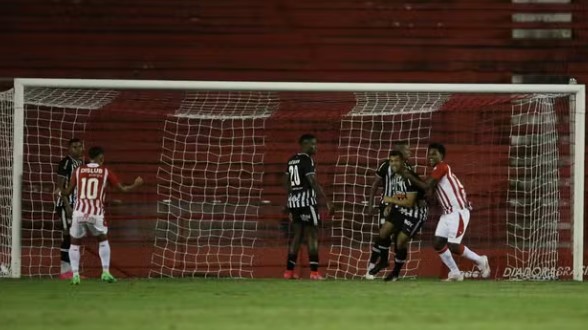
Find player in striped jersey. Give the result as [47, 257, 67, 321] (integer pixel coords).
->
[366, 141, 415, 276]
[401, 143, 490, 281]
[54, 138, 83, 279]
[283, 134, 334, 280]
[366, 150, 428, 281]
[61, 146, 143, 285]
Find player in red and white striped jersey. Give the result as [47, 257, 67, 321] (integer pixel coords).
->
[61, 146, 143, 285]
[401, 143, 490, 281]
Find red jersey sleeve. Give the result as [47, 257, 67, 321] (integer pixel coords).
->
[430, 162, 449, 181]
[106, 168, 121, 187]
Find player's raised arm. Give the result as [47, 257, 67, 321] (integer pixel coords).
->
[403, 170, 438, 193]
[115, 176, 144, 193]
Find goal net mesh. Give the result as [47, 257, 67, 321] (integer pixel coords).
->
[0, 85, 578, 280]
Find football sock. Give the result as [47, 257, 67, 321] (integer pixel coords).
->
[98, 241, 111, 272]
[437, 246, 460, 274]
[286, 253, 297, 271]
[68, 244, 81, 275]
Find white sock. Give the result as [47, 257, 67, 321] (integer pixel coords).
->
[99, 241, 111, 272]
[461, 245, 483, 265]
[68, 244, 80, 275]
[438, 248, 460, 274]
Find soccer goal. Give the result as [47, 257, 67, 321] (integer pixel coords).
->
[0, 79, 585, 281]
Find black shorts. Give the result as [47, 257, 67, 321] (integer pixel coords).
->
[289, 205, 320, 227]
[55, 205, 73, 231]
[386, 208, 425, 239]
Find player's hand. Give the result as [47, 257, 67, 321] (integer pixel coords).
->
[383, 205, 392, 217]
[134, 176, 144, 186]
[327, 202, 335, 216]
[288, 212, 293, 222]
[54, 188, 62, 202]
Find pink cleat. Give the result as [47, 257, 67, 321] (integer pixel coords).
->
[283, 270, 299, 280]
[310, 271, 325, 280]
[59, 271, 74, 280]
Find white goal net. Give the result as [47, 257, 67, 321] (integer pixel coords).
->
[0, 80, 584, 280]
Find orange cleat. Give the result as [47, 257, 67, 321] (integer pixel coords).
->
[310, 271, 325, 280]
[283, 270, 299, 279]
[59, 271, 74, 280]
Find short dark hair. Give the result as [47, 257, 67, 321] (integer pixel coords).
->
[389, 150, 404, 158]
[88, 146, 104, 160]
[68, 138, 81, 146]
[298, 134, 316, 144]
[428, 143, 446, 157]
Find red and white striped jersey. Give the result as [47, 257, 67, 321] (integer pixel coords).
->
[71, 163, 120, 216]
[430, 162, 471, 214]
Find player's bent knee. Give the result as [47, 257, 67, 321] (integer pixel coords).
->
[447, 243, 462, 254]
[433, 236, 447, 247]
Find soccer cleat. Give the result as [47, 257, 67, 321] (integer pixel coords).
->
[478, 256, 491, 279]
[59, 271, 74, 280]
[383, 273, 399, 282]
[368, 261, 389, 276]
[309, 271, 325, 280]
[365, 272, 375, 280]
[71, 273, 80, 285]
[443, 271, 464, 282]
[101, 271, 117, 283]
[283, 270, 299, 280]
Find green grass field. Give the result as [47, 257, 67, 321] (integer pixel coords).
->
[1, 278, 588, 330]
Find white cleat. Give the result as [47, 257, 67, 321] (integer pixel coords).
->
[365, 273, 375, 280]
[478, 256, 491, 279]
[443, 271, 464, 282]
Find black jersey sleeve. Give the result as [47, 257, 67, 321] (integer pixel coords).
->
[56, 158, 70, 177]
[300, 155, 316, 177]
[376, 161, 388, 178]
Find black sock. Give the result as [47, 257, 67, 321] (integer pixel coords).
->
[378, 238, 391, 266]
[309, 252, 319, 272]
[286, 253, 297, 271]
[369, 243, 381, 264]
[391, 248, 408, 277]
[60, 235, 71, 263]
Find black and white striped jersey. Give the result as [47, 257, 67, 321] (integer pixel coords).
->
[286, 153, 317, 209]
[56, 155, 82, 207]
[391, 173, 428, 221]
[376, 161, 414, 205]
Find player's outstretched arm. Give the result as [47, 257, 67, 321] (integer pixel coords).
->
[402, 169, 438, 193]
[307, 174, 334, 216]
[116, 176, 144, 193]
[383, 192, 417, 208]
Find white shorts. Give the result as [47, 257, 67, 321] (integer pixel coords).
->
[434, 209, 470, 244]
[70, 211, 108, 239]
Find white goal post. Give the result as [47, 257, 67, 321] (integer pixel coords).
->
[4, 78, 586, 280]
